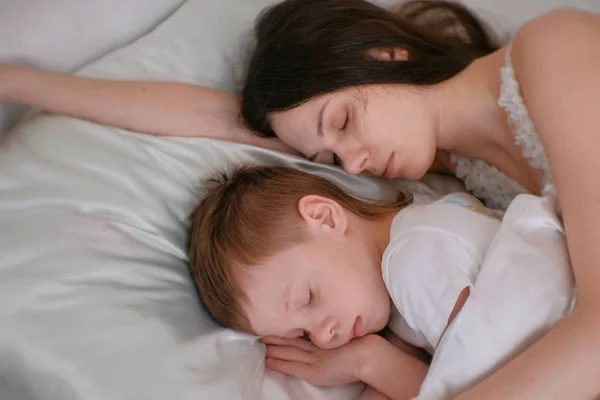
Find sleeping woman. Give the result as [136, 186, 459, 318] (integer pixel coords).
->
[1, 0, 600, 398]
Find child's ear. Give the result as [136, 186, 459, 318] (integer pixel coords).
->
[367, 47, 409, 61]
[298, 195, 348, 234]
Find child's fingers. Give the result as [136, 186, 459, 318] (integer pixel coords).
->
[265, 345, 316, 364]
[259, 335, 287, 344]
[360, 386, 392, 400]
[266, 357, 313, 381]
[281, 338, 316, 352]
[261, 336, 315, 352]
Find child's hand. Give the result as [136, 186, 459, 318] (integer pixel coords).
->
[261, 335, 368, 387]
[359, 386, 393, 400]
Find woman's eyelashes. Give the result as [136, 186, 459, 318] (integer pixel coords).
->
[331, 109, 350, 166]
[331, 106, 350, 132]
[341, 111, 351, 131]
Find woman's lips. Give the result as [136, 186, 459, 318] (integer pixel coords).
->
[384, 154, 396, 179]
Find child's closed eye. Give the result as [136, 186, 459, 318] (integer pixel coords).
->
[305, 289, 314, 307]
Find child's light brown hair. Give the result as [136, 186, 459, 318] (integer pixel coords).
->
[188, 165, 412, 333]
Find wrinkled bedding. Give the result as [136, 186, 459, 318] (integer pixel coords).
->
[417, 195, 574, 399]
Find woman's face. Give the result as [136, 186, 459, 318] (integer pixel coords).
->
[269, 84, 439, 180]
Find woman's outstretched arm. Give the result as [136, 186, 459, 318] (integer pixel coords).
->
[0, 64, 297, 154]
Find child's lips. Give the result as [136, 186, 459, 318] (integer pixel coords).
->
[354, 316, 364, 337]
[346, 316, 363, 343]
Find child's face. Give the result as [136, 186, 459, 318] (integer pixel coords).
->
[242, 195, 393, 349]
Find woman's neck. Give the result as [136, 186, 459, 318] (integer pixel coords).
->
[429, 47, 543, 194]
[434, 48, 513, 159]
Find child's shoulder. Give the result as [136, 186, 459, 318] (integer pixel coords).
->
[388, 192, 502, 247]
[437, 193, 504, 222]
[390, 192, 501, 236]
[438, 192, 487, 209]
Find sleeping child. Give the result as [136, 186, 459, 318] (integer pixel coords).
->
[187, 165, 575, 400]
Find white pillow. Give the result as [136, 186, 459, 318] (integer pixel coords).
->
[0, 0, 185, 134]
[460, 0, 599, 34]
[417, 195, 574, 399]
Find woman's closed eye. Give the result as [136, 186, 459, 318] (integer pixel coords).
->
[331, 108, 351, 166]
[340, 111, 351, 131]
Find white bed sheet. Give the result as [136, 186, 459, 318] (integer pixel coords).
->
[417, 195, 574, 399]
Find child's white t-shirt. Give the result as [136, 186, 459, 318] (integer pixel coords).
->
[382, 193, 502, 354]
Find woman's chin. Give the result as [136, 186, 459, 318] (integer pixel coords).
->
[403, 162, 432, 181]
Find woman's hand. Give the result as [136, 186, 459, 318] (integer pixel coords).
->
[261, 335, 367, 387]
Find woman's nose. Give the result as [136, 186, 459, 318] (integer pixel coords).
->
[343, 148, 369, 175]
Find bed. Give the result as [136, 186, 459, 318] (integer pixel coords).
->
[0, 1, 597, 399]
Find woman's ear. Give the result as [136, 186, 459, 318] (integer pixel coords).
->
[297, 195, 348, 234]
[367, 47, 409, 61]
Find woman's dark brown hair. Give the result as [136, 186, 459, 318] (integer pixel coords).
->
[241, 0, 500, 136]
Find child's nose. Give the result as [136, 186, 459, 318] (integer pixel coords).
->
[315, 316, 338, 345]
